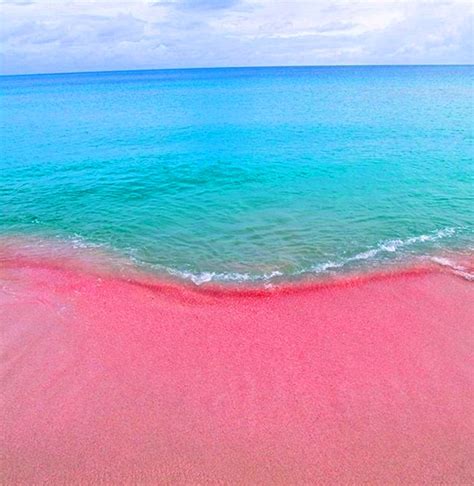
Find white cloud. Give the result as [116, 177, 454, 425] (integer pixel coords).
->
[0, 0, 472, 74]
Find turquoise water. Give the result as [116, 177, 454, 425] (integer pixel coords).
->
[1, 66, 473, 283]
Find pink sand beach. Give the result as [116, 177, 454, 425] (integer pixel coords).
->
[1, 248, 473, 484]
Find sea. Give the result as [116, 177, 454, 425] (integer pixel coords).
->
[1, 65, 473, 285]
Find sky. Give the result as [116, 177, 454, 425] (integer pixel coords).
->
[0, 0, 473, 75]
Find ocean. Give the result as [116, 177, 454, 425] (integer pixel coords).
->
[1, 65, 473, 284]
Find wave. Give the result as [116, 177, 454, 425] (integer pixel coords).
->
[346, 227, 456, 262]
[1, 226, 471, 285]
[428, 256, 474, 281]
[164, 268, 284, 286]
[160, 227, 469, 285]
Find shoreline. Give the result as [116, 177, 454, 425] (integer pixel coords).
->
[1, 234, 473, 293]
[2, 246, 473, 483]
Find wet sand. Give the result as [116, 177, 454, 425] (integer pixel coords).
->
[1, 252, 473, 484]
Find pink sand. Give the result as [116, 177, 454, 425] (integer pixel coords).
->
[1, 253, 473, 484]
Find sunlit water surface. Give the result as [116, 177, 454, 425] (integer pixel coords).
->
[1, 66, 473, 284]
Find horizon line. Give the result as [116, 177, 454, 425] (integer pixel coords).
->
[1, 62, 473, 78]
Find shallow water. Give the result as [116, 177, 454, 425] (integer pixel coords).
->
[1, 66, 473, 283]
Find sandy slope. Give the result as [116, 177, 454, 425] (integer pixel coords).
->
[1, 254, 473, 484]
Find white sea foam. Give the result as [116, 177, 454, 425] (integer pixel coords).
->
[6, 226, 464, 286]
[429, 256, 474, 281]
[160, 227, 464, 285]
[349, 227, 457, 262]
[67, 233, 104, 249]
[309, 261, 343, 272]
[166, 268, 284, 285]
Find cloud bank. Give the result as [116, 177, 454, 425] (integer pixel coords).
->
[0, 0, 472, 74]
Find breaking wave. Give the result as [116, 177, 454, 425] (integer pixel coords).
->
[1, 226, 471, 286]
[428, 256, 474, 281]
[159, 227, 470, 285]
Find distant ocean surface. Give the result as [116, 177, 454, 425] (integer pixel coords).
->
[1, 66, 473, 284]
